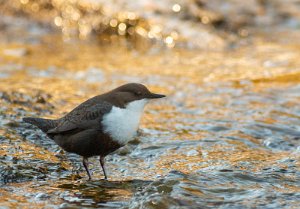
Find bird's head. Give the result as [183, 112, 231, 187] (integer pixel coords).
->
[110, 83, 166, 108]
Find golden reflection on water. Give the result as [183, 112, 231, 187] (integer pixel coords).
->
[0, 189, 49, 208]
[0, 181, 66, 207]
[5, 35, 300, 84]
[2, 0, 177, 44]
[0, 32, 300, 207]
[1, 35, 299, 139]
[154, 140, 295, 174]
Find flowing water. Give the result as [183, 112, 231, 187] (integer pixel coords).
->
[1, 1, 300, 208]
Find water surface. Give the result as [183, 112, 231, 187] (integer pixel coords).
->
[1, 1, 300, 208]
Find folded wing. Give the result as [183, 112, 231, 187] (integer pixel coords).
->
[47, 101, 112, 134]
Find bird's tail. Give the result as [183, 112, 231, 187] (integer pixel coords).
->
[23, 117, 58, 133]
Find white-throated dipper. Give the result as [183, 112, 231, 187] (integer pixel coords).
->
[23, 83, 165, 180]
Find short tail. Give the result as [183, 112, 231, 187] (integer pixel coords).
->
[23, 117, 58, 133]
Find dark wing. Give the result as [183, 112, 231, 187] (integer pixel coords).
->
[47, 101, 112, 134]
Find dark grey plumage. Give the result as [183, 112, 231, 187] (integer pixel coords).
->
[23, 83, 166, 180]
[23, 117, 58, 132]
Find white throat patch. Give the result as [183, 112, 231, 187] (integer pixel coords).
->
[102, 99, 148, 145]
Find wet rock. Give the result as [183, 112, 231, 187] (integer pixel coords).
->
[116, 146, 132, 156]
[0, 90, 52, 107]
[128, 137, 141, 145]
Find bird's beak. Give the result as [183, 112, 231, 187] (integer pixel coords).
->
[147, 92, 166, 99]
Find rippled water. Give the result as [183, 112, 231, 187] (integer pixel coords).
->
[1, 2, 300, 208]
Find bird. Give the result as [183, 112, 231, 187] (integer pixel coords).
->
[23, 83, 165, 180]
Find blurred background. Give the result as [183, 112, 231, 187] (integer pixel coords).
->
[1, 0, 300, 47]
[0, 1, 300, 208]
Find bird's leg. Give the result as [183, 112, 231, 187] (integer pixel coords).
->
[82, 157, 92, 180]
[99, 156, 108, 180]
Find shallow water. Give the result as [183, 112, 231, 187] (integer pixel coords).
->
[1, 2, 300, 208]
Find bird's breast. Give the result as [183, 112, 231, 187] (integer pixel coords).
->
[102, 99, 147, 145]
